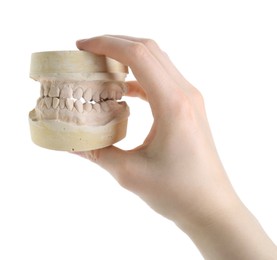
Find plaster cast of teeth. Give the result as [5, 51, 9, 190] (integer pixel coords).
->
[28, 50, 130, 151]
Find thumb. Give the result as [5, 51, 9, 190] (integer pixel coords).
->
[74, 146, 131, 186]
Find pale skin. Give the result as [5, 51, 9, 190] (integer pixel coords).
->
[75, 35, 277, 259]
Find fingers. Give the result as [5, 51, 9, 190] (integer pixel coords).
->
[74, 146, 140, 191]
[110, 35, 192, 89]
[125, 81, 148, 101]
[76, 35, 177, 117]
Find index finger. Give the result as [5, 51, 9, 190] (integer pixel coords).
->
[76, 36, 176, 115]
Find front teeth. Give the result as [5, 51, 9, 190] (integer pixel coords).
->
[38, 80, 126, 114]
[59, 98, 66, 109]
[53, 98, 59, 109]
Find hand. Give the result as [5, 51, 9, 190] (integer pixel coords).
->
[75, 35, 277, 259]
[76, 35, 229, 223]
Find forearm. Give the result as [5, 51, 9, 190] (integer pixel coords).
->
[177, 196, 277, 259]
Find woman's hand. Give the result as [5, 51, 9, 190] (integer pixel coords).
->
[75, 35, 277, 259]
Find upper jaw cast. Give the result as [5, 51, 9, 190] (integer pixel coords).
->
[35, 80, 130, 126]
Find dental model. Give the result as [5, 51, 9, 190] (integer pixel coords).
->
[28, 51, 129, 151]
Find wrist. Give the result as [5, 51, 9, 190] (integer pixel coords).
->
[175, 191, 277, 259]
[175, 184, 241, 234]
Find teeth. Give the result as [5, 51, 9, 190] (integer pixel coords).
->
[83, 88, 93, 102]
[60, 85, 73, 98]
[36, 97, 42, 105]
[59, 98, 66, 109]
[73, 88, 83, 100]
[84, 102, 92, 112]
[66, 99, 74, 111]
[93, 103, 101, 112]
[107, 100, 117, 108]
[100, 101, 110, 112]
[49, 85, 60, 97]
[43, 82, 51, 96]
[40, 85, 44, 97]
[100, 90, 109, 100]
[121, 83, 128, 94]
[35, 81, 128, 125]
[116, 91, 122, 100]
[109, 90, 116, 100]
[93, 92, 100, 102]
[45, 97, 52, 109]
[37, 98, 45, 109]
[74, 100, 83, 113]
[52, 98, 59, 109]
[99, 89, 121, 103]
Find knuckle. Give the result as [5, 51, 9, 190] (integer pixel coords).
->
[169, 87, 205, 120]
[127, 42, 148, 60]
[175, 86, 204, 108]
[178, 96, 193, 115]
[141, 38, 158, 50]
[190, 87, 204, 104]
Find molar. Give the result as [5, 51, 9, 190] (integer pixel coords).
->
[109, 90, 116, 100]
[100, 89, 109, 100]
[100, 101, 110, 112]
[116, 91, 122, 100]
[106, 100, 117, 108]
[121, 82, 128, 94]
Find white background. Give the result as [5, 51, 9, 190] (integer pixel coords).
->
[1, 0, 277, 259]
